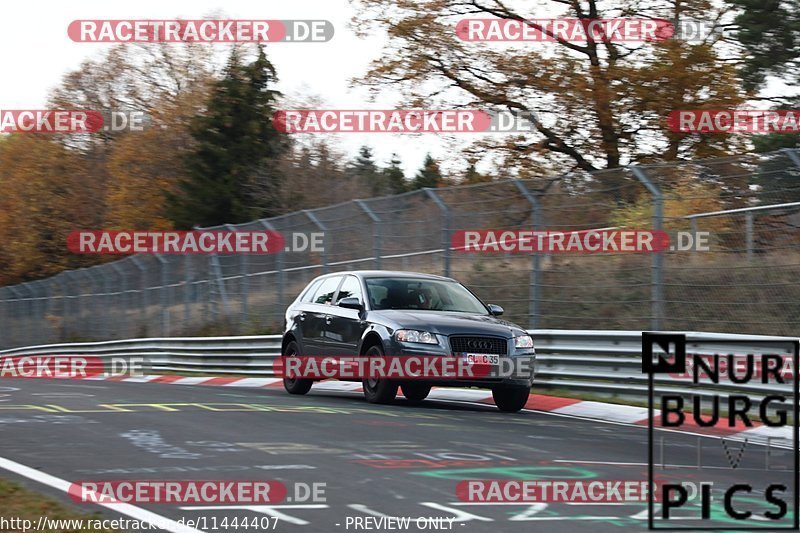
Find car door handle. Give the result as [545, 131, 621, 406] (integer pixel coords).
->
[325, 315, 332, 325]
[299, 313, 306, 322]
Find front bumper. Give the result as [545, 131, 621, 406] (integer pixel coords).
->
[386, 338, 536, 389]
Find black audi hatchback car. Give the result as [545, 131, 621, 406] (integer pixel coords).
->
[280, 271, 536, 412]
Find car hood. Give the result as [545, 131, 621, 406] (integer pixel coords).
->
[369, 309, 526, 338]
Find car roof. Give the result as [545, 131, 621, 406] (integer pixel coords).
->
[313, 270, 456, 282]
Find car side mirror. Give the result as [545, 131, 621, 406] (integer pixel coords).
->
[487, 304, 504, 316]
[338, 297, 363, 310]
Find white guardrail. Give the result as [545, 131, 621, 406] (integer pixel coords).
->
[0, 330, 796, 404]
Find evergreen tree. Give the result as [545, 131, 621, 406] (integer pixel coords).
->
[728, 0, 799, 92]
[411, 154, 443, 189]
[383, 153, 407, 194]
[350, 145, 385, 196]
[167, 46, 286, 228]
[463, 162, 491, 184]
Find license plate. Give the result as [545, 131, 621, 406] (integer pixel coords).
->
[463, 353, 499, 365]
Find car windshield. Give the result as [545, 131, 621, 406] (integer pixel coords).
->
[365, 277, 488, 314]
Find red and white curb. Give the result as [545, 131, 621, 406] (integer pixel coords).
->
[86, 374, 791, 447]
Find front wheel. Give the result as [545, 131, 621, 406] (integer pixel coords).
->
[492, 385, 530, 412]
[282, 340, 313, 395]
[401, 383, 431, 402]
[362, 344, 397, 404]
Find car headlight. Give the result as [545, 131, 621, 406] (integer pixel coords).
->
[395, 329, 438, 344]
[514, 335, 534, 349]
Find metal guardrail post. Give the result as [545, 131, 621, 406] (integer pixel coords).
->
[226, 224, 248, 332]
[303, 210, 329, 273]
[354, 199, 382, 269]
[260, 220, 284, 317]
[513, 179, 543, 329]
[630, 166, 664, 330]
[424, 188, 451, 277]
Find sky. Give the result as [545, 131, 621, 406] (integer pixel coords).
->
[0, 0, 453, 176]
[1, 2, 793, 178]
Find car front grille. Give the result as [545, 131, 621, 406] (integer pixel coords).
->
[449, 336, 508, 355]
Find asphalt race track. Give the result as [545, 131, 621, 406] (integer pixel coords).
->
[0, 378, 795, 532]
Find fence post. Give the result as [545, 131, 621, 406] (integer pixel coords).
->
[50, 274, 65, 342]
[155, 255, 170, 336]
[32, 280, 49, 343]
[745, 211, 754, 261]
[424, 188, 451, 276]
[76, 269, 96, 340]
[782, 147, 800, 168]
[226, 224, 248, 332]
[64, 272, 79, 339]
[631, 166, 664, 330]
[7, 287, 23, 347]
[209, 254, 230, 321]
[131, 257, 148, 335]
[354, 199, 382, 269]
[98, 267, 112, 339]
[260, 219, 284, 320]
[183, 255, 193, 334]
[303, 209, 329, 273]
[20, 283, 36, 346]
[109, 262, 126, 339]
[513, 179, 543, 329]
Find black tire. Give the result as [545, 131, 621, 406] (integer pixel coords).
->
[492, 385, 530, 412]
[362, 344, 397, 404]
[282, 340, 313, 395]
[401, 383, 431, 402]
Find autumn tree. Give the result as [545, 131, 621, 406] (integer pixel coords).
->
[49, 42, 219, 229]
[352, 0, 749, 180]
[0, 136, 97, 284]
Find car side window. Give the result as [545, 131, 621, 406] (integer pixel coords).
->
[335, 276, 363, 304]
[300, 279, 323, 303]
[312, 276, 343, 305]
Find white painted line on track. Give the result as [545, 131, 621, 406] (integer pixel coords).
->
[0, 456, 204, 533]
[223, 378, 281, 387]
[172, 377, 214, 385]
